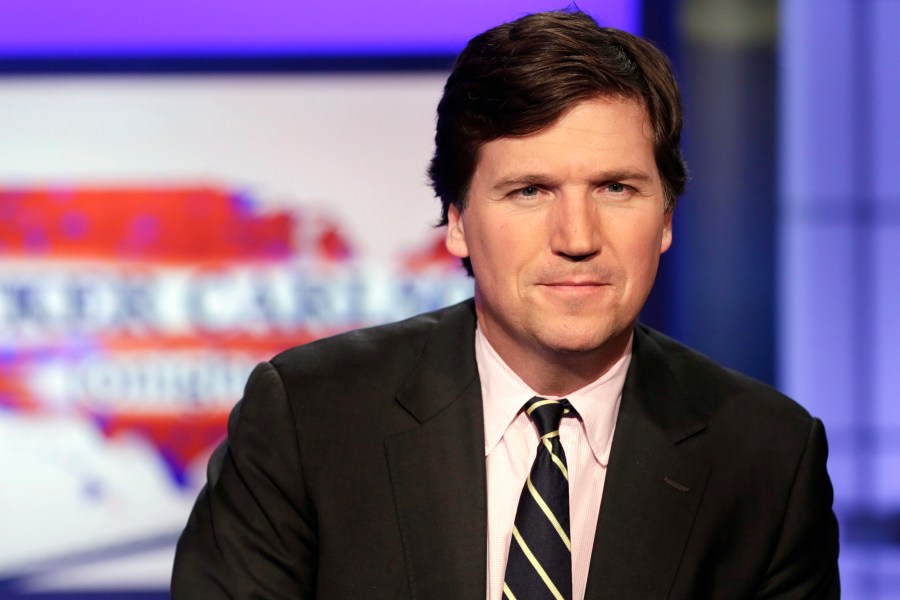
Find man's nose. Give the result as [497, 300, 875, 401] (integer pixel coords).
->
[549, 191, 601, 260]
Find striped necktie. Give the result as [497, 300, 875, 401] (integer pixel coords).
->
[504, 397, 576, 600]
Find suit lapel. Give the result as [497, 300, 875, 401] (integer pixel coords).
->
[584, 326, 711, 600]
[385, 301, 487, 599]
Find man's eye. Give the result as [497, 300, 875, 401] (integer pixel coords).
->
[607, 182, 628, 193]
[519, 186, 540, 197]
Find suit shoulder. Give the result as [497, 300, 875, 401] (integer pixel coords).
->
[638, 325, 814, 427]
[268, 300, 470, 385]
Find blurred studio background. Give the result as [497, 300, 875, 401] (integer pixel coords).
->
[0, 0, 897, 597]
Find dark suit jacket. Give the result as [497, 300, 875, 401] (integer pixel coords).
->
[172, 299, 839, 599]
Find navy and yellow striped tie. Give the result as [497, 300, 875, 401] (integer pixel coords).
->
[504, 397, 576, 600]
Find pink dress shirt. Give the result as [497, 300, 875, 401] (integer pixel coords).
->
[477, 328, 631, 600]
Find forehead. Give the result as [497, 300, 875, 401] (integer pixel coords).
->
[474, 97, 656, 179]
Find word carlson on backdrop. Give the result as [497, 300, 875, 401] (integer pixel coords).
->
[0, 188, 471, 488]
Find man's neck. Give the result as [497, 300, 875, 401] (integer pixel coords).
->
[479, 326, 634, 397]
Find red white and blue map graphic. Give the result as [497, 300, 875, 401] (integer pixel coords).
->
[0, 187, 471, 595]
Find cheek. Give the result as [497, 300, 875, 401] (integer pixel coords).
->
[474, 220, 521, 261]
[611, 223, 666, 276]
[470, 225, 536, 287]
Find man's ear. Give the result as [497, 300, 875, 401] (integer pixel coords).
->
[445, 204, 470, 258]
[660, 209, 673, 254]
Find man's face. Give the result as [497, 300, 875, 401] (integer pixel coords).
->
[446, 96, 672, 380]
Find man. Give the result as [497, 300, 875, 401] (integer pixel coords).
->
[173, 10, 839, 599]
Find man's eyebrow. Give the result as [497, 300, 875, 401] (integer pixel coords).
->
[492, 173, 548, 190]
[596, 169, 654, 183]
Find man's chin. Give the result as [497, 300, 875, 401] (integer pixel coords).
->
[534, 326, 631, 359]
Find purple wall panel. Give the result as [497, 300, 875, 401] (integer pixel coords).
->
[779, 1, 856, 207]
[872, 1, 900, 206]
[781, 0, 900, 594]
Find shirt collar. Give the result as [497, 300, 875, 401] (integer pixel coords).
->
[477, 327, 631, 466]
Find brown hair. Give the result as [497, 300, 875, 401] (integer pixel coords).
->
[428, 9, 687, 227]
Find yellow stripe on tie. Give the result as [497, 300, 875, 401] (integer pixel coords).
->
[511, 526, 566, 600]
[526, 475, 572, 550]
[542, 439, 569, 480]
[503, 583, 518, 600]
[527, 399, 560, 415]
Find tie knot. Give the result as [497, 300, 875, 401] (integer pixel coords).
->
[525, 397, 574, 437]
